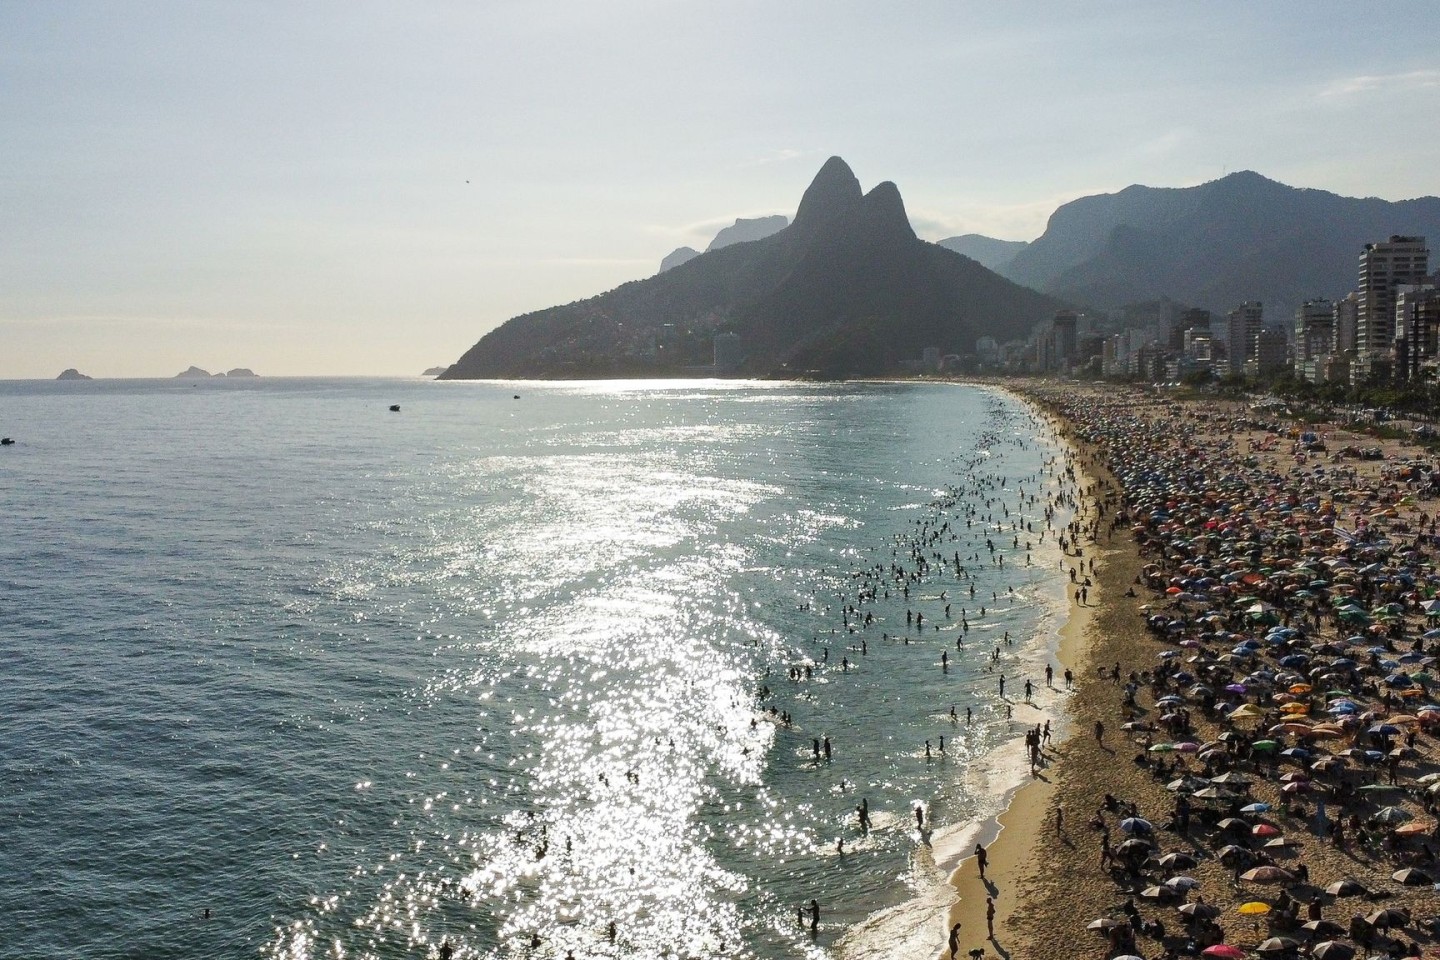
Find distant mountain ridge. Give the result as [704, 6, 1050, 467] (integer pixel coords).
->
[707, 215, 788, 251]
[936, 234, 1029, 273]
[657, 215, 789, 274]
[443, 158, 1064, 379]
[658, 247, 701, 273]
[997, 171, 1440, 318]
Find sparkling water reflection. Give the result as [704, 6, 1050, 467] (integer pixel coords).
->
[0, 378, 1070, 960]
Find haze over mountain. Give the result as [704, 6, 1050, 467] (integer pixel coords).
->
[658, 247, 701, 274]
[443, 158, 1065, 379]
[995, 171, 1440, 319]
[936, 234, 1030, 273]
[707, 215, 789, 251]
[658, 215, 790, 274]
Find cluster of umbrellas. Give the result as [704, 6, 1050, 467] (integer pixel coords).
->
[1053, 394, 1440, 959]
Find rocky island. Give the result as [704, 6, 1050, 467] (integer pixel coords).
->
[56, 368, 93, 380]
[174, 366, 258, 378]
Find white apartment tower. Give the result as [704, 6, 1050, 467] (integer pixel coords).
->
[1356, 235, 1429, 362]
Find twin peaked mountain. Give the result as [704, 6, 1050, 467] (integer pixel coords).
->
[440, 158, 1062, 379]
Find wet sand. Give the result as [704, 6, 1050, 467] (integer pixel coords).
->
[937, 395, 1119, 960]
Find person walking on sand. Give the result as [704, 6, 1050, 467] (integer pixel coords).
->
[948, 921, 962, 959]
[1094, 720, 1104, 745]
[975, 843, 988, 880]
[985, 896, 996, 939]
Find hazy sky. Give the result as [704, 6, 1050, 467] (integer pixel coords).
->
[4, 2, 1439, 378]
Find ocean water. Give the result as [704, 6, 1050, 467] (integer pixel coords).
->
[0, 377, 1073, 960]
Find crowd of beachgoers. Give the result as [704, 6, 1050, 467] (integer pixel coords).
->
[967, 384, 1440, 960]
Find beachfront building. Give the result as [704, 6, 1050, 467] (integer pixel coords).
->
[1183, 328, 1213, 361]
[1244, 327, 1289, 377]
[1355, 235, 1429, 383]
[1333, 292, 1359, 356]
[1396, 285, 1440, 382]
[1052, 311, 1078, 371]
[1032, 310, 1081, 374]
[1226, 301, 1264, 375]
[1294, 299, 1334, 382]
[1168, 307, 1211, 351]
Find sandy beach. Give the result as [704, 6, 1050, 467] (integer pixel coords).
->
[936, 381, 1440, 960]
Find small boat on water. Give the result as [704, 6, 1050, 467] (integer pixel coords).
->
[1, 437, 14, 445]
[389, 404, 401, 412]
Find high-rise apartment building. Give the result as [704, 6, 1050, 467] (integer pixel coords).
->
[1294, 299, 1333, 382]
[1356, 235, 1429, 364]
[1396, 285, 1440, 381]
[1226, 302, 1263, 375]
[1333, 293, 1359, 355]
[1294, 300, 1333, 362]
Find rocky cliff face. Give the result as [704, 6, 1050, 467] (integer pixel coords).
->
[443, 158, 1064, 379]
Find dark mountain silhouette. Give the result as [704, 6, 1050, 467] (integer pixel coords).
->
[443, 158, 1064, 379]
[937, 234, 1029, 273]
[999, 171, 1440, 318]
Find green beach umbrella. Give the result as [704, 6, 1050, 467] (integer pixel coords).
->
[1252, 740, 1280, 752]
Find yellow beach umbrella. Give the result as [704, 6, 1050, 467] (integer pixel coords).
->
[1289, 683, 1313, 694]
[1238, 902, 1272, 915]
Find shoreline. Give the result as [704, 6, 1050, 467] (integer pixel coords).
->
[934, 386, 1117, 960]
[832, 382, 1086, 960]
